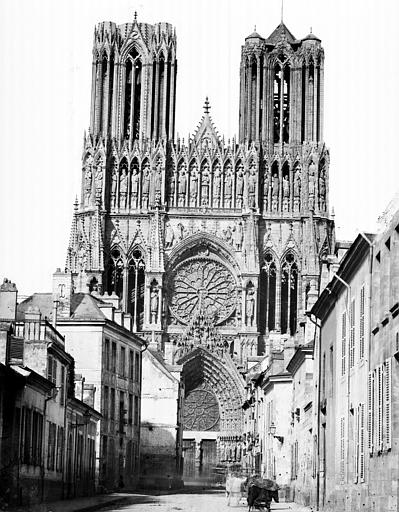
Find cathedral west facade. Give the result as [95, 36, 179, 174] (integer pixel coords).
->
[65, 15, 335, 478]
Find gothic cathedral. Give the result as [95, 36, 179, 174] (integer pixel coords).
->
[66, 17, 334, 475]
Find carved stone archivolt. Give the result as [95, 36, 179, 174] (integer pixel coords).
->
[166, 256, 237, 325]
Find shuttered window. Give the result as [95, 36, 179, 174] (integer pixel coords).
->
[341, 312, 347, 376]
[377, 365, 384, 452]
[340, 417, 345, 484]
[353, 407, 359, 483]
[359, 403, 365, 482]
[367, 371, 374, 454]
[385, 358, 392, 450]
[354, 403, 366, 483]
[359, 285, 365, 359]
[349, 299, 355, 369]
[47, 355, 57, 385]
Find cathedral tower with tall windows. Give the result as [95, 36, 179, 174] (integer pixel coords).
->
[65, 16, 334, 480]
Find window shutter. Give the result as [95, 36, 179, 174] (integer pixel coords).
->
[340, 417, 345, 484]
[359, 286, 365, 359]
[367, 371, 374, 454]
[47, 355, 53, 383]
[360, 403, 365, 482]
[52, 359, 57, 385]
[385, 358, 392, 450]
[349, 299, 355, 369]
[377, 365, 383, 452]
[353, 407, 359, 483]
[341, 312, 346, 376]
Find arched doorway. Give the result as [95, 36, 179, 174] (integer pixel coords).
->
[177, 347, 244, 484]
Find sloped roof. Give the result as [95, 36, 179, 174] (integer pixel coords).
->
[302, 32, 321, 42]
[70, 293, 105, 320]
[17, 293, 53, 320]
[266, 22, 297, 44]
[245, 30, 264, 41]
[17, 292, 110, 322]
[146, 348, 180, 383]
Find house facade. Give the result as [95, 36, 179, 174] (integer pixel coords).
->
[0, 279, 100, 507]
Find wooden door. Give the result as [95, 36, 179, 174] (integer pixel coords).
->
[183, 439, 196, 479]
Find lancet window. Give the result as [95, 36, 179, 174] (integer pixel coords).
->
[127, 248, 145, 331]
[259, 252, 277, 334]
[273, 57, 290, 144]
[280, 252, 298, 335]
[106, 248, 124, 298]
[105, 247, 146, 331]
[259, 251, 299, 335]
[123, 50, 142, 140]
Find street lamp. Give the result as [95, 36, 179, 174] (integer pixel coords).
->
[269, 422, 284, 443]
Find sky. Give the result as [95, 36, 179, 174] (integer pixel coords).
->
[0, 0, 398, 295]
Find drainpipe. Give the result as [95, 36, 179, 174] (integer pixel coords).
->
[358, 234, 374, 366]
[358, 232, 374, 480]
[41, 391, 56, 502]
[334, 273, 351, 488]
[307, 312, 321, 510]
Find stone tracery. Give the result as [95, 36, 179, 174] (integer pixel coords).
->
[166, 256, 237, 326]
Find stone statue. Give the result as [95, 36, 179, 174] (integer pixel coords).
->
[272, 172, 279, 211]
[201, 163, 210, 206]
[223, 225, 233, 245]
[168, 169, 176, 206]
[294, 166, 301, 198]
[213, 163, 221, 207]
[319, 169, 326, 210]
[233, 220, 243, 251]
[189, 162, 198, 206]
[224, 163, 233, 207]
[142, 162, 151, 208]
[248, 169, 256, 208]
[110, 164, 118, 208]
[178, 163, 187, 206]
[164, 222, 174, 248]
[150, 286, 159, 324]
[308, 161, 316, 208]
[283, 175, 289, 198]
[246, 289, 255, 327]
[94, 159, 104, 200]
[236, 165, 244, 207]
[263, 165, 270, 211]
[153, 162, 162, 205]
[119, 168, 128, 209]
[84, 166, 92, 205]
[177, 222, 186, 240]
[131, 165, 139, 208]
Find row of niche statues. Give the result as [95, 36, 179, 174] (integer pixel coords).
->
[167, 159, 258, 209]
[83, 155, 105, 205]
[263, 159, 327, 213]
[84, 156, 164, 210]
[82, 155, 327, 213]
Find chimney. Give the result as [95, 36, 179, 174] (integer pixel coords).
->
[0, 323, 12, 364]
[52, 269, 73, 320]
[24, 306, 42, 340]
[0, 278, 17, 322]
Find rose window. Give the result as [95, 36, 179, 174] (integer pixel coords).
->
[166, 256, 236, 325]
[183, 387, 220, 431]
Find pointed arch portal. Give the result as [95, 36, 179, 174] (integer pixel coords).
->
[177, 347, 245, 482]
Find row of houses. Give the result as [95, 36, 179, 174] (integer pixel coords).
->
[0, 271, 184, 507]
[243, 209, 399, 512]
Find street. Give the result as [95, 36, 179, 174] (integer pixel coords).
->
[103, 490, 312, 512]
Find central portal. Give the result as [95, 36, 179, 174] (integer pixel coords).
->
[165, 237, 247, 483]
[182, 383, 220, 483]
[178, 347, 245, 484]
